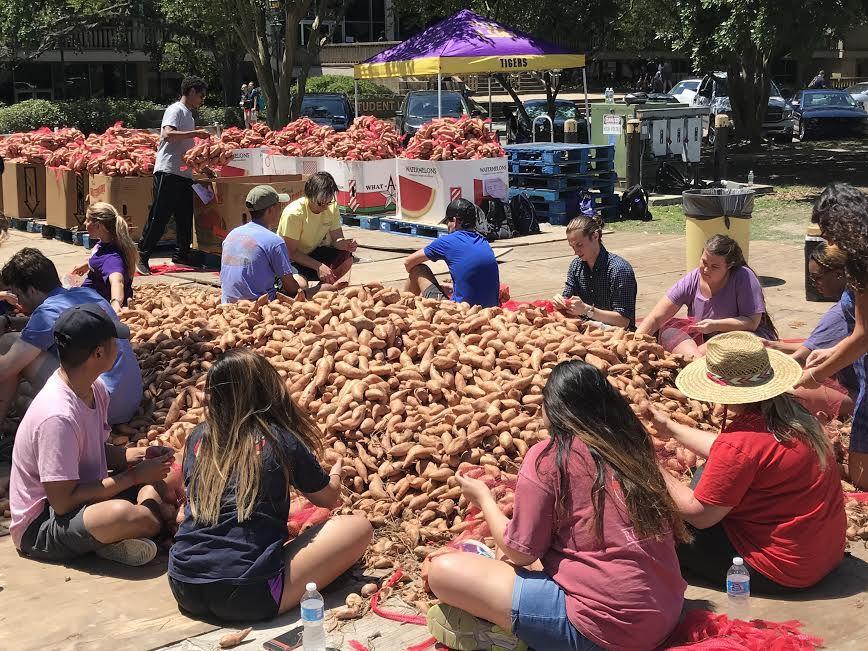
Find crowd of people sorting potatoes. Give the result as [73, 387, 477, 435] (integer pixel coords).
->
[3, 75, 867, 651]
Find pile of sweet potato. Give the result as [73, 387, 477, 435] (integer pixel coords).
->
[324, 116, 401, 161]
[118, 284, 710, 535]
[402, 116, 505, 160]
[0, 127, 85, 164]
[264, 117, 334, 157]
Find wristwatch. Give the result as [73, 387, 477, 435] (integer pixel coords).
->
[585, 305, 595, 320]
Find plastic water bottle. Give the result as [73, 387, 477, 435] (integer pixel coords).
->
[747, 170, 754, 187]
[726, 557, 751, 620]
[605, 87, 614, 104]
[301, 582, 326, 651]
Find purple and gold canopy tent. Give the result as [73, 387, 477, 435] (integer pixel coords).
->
[352, 9, 588, 118]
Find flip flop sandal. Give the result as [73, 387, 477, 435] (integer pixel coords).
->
[427, 604, 528, 651]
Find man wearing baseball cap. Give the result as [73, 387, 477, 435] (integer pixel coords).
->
[220, 185, 307, 303]
[9, 304, 174, 567]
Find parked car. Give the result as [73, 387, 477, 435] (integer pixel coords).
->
[505, 99, 589, 143]
[396, 90, 484, 137]
[669, 79, 701, 105]
[790, 89, 868, 140]
[847, 82, 868, 110]
[693, 72, 795, 142]
[297, 93, 355, 131]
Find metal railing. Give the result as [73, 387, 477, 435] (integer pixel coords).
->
[829, 76, 868, 89]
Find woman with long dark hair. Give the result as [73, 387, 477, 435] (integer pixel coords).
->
[425, 360, 687, 651]
[636, 234, 777, 359]
[797, 183, 868, 489]
[168, 349, 372, 622]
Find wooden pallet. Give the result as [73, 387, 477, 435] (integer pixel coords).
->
[509, 187, 619, 213]
[535, 203, 620, 226]
[340, 214, 383, 231]
[509, 171, 618, 192]
[379, 218, 447, 239]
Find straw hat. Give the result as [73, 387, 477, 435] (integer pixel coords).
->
[675, 331, 802, 405]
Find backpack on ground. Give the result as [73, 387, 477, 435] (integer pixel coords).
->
[476, 198, 516, 241]
[579, 192, 596, 217]
[619, 185, 653, 221]
[509, 193, 540, 236]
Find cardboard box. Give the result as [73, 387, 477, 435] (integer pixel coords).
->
[220, 148, 268, 176]
[262, 154, 324, 176]
[193, 174, 306, 254]
[88, 174, 153, 238]
[396, 158, 509, 224]
[323, 158, 397, 215]
[2, 161, 46, 219]
[46, 168, 89, 229]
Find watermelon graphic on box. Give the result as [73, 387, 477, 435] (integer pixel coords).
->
[399, 175, 436, 218]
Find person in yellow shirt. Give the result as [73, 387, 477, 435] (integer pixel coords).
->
[277, 172, 357, 284]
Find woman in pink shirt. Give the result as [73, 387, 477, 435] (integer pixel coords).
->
[425, 360, 688, 651]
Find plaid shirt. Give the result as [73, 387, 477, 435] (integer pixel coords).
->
[563, 245, 637, 329]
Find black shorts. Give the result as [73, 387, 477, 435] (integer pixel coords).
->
[169, 575, 282, 622]
[422, 283, 447, 301]
[20, 501, 103, 562]
[297, 246, 352, 282]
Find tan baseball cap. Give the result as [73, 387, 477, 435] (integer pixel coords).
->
[245, 185, 290, 211]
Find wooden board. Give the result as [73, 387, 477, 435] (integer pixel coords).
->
[0, 539, 217, 651]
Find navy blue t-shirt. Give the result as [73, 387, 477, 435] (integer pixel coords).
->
[423, 230, 500, 307]
[169, 423, 330, 585]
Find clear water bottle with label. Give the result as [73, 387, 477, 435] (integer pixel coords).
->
[605, 87, 615, 104]
[301, 582, 326, 651]
[747, 170, 754, 187]
[726, 557, 751, 620]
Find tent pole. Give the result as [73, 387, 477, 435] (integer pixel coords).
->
[582, 67, 590, 124]
[488, 75, 492, 117]
[437, 73, 442, 118]
[354, 79, 359, 117]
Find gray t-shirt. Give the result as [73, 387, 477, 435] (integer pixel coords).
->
[155, 101, 195, 178]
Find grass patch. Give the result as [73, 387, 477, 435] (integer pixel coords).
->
[610, 186, 813, 244]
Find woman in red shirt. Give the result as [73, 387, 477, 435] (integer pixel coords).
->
[651, 331, 846, 593]
[425, 360, 688, 651]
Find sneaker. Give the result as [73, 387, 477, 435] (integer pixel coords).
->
[136, 259, 151, 276]
[427, 604, 528, 651]
[95, 538, 158, 566]
[171, 251, 196, 267]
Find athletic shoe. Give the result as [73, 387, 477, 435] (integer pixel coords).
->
[427, 604, 528, 651]
[95, 538, 158, 566]
[136, 259, 151, 276]
[171, 252, 196, 266]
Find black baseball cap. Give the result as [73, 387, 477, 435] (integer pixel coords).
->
[440, 198, 479, 227]
[54, 303, 130, 350]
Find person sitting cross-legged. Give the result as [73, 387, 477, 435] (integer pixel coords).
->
[0, 248, 143, 425]
[10, 304, 174, 566]
[404, 199, 500, 308]
[220, 185, 307, 304]
[277, 172, 356, 286]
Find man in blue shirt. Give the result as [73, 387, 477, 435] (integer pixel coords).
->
[0, 248, 143, 425]
[220, 185, 305, 304]
[404, 199, 500, 308]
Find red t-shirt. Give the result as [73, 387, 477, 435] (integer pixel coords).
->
[694, 412, 846, 588]
[504, 440, 686, 651]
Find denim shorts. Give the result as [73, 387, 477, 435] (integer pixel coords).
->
[511, 569, 603, 651]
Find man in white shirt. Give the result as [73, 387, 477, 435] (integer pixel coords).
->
[137, 76, 211, 275]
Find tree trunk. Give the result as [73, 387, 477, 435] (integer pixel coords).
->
[726, 48, 770, 150]
[493, 73, 531, 125]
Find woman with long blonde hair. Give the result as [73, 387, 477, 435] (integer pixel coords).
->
[168, 348, 372, 623]
[75, 202, 139, 309]
[650, 331, 846, 593]
[425, 359, 687, 651]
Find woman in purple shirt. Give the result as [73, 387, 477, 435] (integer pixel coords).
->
[636, 235, 777, 359]
[74, 203, 138, 310]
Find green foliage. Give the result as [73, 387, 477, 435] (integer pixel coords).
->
[196, 105, 244, 128]
[296, 76, 394, 97]
[0, 100, 66, 132]
[0, 98, 243, 134]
